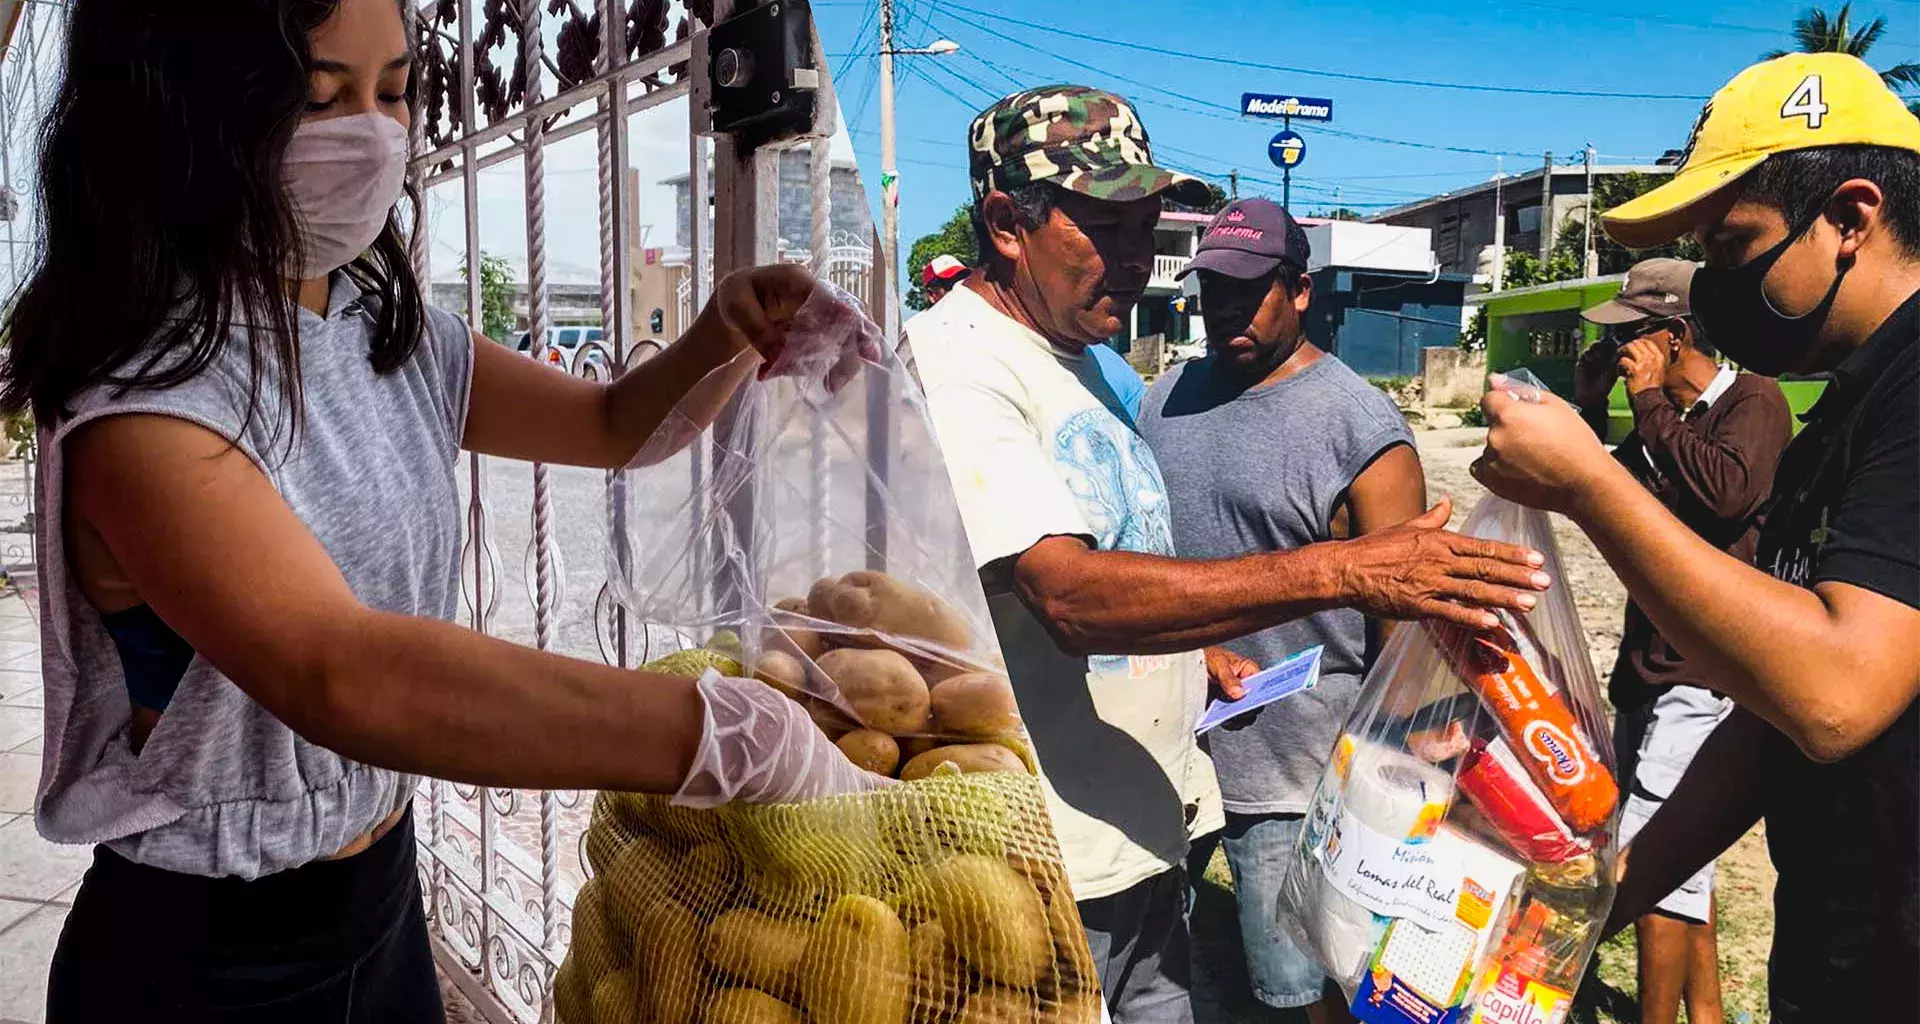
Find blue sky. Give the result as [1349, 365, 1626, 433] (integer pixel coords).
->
[812, 0, 1920, 267]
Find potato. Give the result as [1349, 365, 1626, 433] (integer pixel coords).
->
[571, 879, 630, 970]
[929, 673, 1021, 738]
[585, 825, 624, 879]
[925, 855, 1051, 988]
[677, 842, 742, 917]
[603, 791, 722, 847]
[798, 895, 911, 1024]
[1047, 882, 1099, 994]
[552, 955, 592, 1024]
[899, 744, 1027, 782]
[1040, 986, 1103, 1024]
[837, 729, 902, 776]
[817, 648, 931, 736]
[809, 571, 972, 651]
[912, 655, 971, 687]
[766, 597, 830, 660]
[898, 735, 940, 762]
[603, 834, 677, 935]
[908, 920, 966, 1024]
[806, 697, 860, 741]
[592, 969, 643, 1024]
[704, 988, 804, 1024]
[1008, 851, 1068, 907]
[634, 899, 708, 1024]
[754, 650, 808, 701]
[703, 909, 810, 998]
[956, 985, 1037, 1024]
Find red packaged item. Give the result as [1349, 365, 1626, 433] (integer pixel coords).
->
[1430, 623, 1618, 834]
[1457, 737, 1591, 863]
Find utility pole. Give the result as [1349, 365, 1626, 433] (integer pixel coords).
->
[878, 0, 898, 291]
[1538, 150, 1554, 262]
[1492, 155, 1505, 291]
[1582, 142, 1597, 277]
[1229, 169, 1238, 199]
[1280, 114, 1292, 212]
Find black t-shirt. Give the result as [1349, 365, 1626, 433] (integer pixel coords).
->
[1752, 289, 1920, 1021]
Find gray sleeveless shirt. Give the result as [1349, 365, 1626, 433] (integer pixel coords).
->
[34, 277, 472, 879]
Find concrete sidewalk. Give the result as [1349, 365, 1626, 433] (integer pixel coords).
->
[0, 588, 81, 1024]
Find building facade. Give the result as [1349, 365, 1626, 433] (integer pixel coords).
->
[664, 149, 871, 251]
[1369, 163, 1675, 278]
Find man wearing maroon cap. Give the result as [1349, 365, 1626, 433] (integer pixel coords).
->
[1138, 197, 1425, 1022]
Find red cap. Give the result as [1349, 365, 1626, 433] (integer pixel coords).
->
[922, 254, 969, 288]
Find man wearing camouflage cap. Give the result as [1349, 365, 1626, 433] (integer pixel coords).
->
[905, 85, 1549, 1023]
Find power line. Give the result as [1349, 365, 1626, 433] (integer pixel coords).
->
[936, 1, 1709, 101]
[935, 13, 1541, 158]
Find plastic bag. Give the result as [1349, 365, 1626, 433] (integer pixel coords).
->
[1277, 372, 1619, 1024]
[555, 281, 1097, 1024]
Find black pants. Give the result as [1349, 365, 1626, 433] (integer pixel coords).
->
[46, 808, 445, 1024]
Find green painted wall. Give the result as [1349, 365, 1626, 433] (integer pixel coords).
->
[1480, 278, 1826, 440]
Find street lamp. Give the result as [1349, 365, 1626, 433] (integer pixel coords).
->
[877, 0, 959, 303]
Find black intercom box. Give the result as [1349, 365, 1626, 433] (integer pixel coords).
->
[706, 0, 818, 145]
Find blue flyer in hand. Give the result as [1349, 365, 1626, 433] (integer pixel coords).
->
[1194, 645, 1324, 735]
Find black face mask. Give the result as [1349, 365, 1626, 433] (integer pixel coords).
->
[1689, 204, 1852, 377]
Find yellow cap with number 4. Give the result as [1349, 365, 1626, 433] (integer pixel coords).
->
[1603, 53, 1920, 249]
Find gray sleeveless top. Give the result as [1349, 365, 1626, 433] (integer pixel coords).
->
[34, 277, 472, 879]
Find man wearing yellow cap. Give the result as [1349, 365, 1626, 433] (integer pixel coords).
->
[1473, 53, 1920, 1020]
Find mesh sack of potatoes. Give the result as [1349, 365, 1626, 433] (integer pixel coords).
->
[553, 772, 1099, 1024]
[568, 287, 1097, 1023]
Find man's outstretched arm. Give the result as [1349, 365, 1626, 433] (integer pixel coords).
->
[1010, 497, 1550, 657]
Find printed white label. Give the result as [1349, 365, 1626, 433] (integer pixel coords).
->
[1315, 806, 1471, 934]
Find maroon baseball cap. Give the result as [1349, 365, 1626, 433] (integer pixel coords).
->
[1177, 198, 1311, 281]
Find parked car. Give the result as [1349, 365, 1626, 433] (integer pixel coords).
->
[514, 325, 604, 357]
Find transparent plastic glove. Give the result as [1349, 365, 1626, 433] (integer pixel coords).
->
[673, 669, 898, 808]
[757, 279, 885, 395]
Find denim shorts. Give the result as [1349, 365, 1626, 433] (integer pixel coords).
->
[1188, 813, 1329, 1010]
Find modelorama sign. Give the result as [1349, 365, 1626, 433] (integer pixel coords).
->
[1241, 92, 1334, 121]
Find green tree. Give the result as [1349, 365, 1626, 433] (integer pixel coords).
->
[1308, 207, 1364, 221]
[904, 204, 979, 312]
[1504, 248, 1581, 289]
[1546, 172, 1706, 280]
[459, 253, 518, 342]
[1764, 3, 1920, 115]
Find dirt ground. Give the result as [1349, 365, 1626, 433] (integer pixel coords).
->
[1189, 427, 1776, 1024]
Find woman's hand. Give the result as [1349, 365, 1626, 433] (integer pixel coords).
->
[673, 670, 897, 807]
[1470, 376, 1624, 516]
[710, 264, 883, 394]
[1203, 647, 1259, 702]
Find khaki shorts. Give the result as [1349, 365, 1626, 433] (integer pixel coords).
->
[1614, 684, 1734, 924]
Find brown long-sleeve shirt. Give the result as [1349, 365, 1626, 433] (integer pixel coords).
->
[1582, 371, 1794, 711]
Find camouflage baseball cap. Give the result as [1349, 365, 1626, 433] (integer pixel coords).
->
[968, 85, 1212, 207]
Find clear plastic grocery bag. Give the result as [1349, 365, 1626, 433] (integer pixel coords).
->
[1277, 371, 1619, 1024]
[557, 280, 1098, 1024]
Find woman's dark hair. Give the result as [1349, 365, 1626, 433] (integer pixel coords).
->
[0, 0, 426, 444]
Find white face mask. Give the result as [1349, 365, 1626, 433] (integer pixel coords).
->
[283, 112, 410, 278]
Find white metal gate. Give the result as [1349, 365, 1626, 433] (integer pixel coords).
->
[0, 1, 887, 1018]
[408, 2, 882, 1020]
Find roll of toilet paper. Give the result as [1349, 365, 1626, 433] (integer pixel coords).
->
[1310, 869, 1387, 992]
[1292, 741, 1453, 989]
[1345, 742, 1456, 842]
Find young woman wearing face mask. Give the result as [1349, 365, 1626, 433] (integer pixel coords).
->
[1, 1, 888, 1020]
